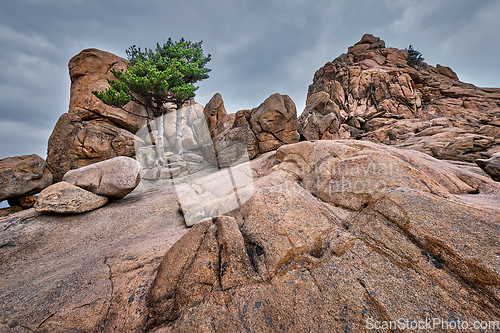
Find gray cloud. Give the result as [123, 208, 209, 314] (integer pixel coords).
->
[0, 0, 499, 161]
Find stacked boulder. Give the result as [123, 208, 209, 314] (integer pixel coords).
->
[303, 34, 500, 164]
[0, 154, 53, 208]
[47, 49, 147, 182]
[35, 156, 141, 214]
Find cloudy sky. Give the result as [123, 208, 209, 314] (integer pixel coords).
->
[1, 0, 499, 161]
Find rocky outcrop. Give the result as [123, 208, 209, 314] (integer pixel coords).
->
[202, 92, 299, 166]
[298, 91, 342, 140]
[476, 152, 500, 181]
[1, 186, 187, 332]
[146, 140, 500, 332]
[35, 181, 109, 214]
[47, 49, 148, 182]
[63, 156, 141, 199]
[3, 140, 500, 331]
[203, 93, 228, 133]
[305, 34, 500, 164]
[0, 154, 53, 202]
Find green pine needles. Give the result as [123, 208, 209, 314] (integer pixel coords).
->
[405, 45, 424, 68]
[92, 38, 211, 161]
[92, 38, 211, 117]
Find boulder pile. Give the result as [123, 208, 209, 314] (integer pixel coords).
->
[35, 156, 141, 213]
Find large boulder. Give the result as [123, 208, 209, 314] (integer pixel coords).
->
[203, 93, 228, 133]
[250, 93, 300, 153]
[47, 113, 137, 182]
[147, 140, 500, 331]
[63, 156, 142, 198]
[476, 152, 500, 181]
[307, 34, 500, 163]
[0, 154, 53, 202]
[47, 49, 148, 182]
[68, 48, 147, 133]
[35, 181, 109, 214]
[298, 91, 342, 140]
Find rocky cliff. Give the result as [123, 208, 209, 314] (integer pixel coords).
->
[303, 34, 500, 164]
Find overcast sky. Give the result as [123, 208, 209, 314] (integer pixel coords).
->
[1, 0, 499, 161]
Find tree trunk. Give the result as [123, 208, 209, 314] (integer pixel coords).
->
[187, 98, 193, 126]
[155, 115, 165, 165]
[175, 104, 183, 154]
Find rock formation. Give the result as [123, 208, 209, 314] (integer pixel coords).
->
[35, 181, 109, 214]
[203, 92, 300, 166]
[63, 156, 141, 199]
[0, 154, 53, 202]
[1, 186, 187, 332]
[147, 140, 500, 332]
[47, 49, 148, 182]
[476, 152, 500, 181]
[3, 139, 500, 331]
[304, 34, 500, 164]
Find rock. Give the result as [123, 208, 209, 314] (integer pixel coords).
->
[181, 126, 198, 150]
[35, 182, 109, 214]
[147, 140, 500, 332]
[476, 152, 500, 181]
[0, 186, 187, 332]
[0, 154, 53, 202]
[62, 156, 141, 199]
[141, 167, 160, 180]
[68, 48, 147, 133]
[182, 152, 204, 163]
[307, 34, 500, 163]
[47, 48, 148, 182]
[249, 93, 300, 153]
[7, 195, 37, 209]
[436, 64, 459, 81]
[298, 91, 341, 140]
[203, 93, 228, 133]
[47, 113, 137, 182]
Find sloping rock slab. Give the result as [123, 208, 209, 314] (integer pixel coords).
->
[148, 140, 500, 332]
[0, 186, 187, 332]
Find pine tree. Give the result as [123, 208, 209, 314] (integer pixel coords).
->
[92, 38, 211, 165]
[405, 45, 424, 68]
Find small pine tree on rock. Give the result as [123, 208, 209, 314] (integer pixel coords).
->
[405, 45, 424, 68]
[92, 38, 211, 165]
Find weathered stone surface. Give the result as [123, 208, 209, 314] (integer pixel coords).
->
[298, 91, 341, 140]
[0, 185, 187, 332]
[307, 34, 500, 163]
[35, 181, 109, 214]
[476, 152, 500, 181]
[203, 93, 228, 133]
[203, 93, 299, 167]
[68, 48, 147, 133]
[47, 113, 137, 182]
[7, 195, 37, 209]
[147, 140, 500, 332]
[250, 93, 300, 153]
[62, 156, 141, 198]
[47, 48, 148, 182]
[0, 154, 53, 202]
